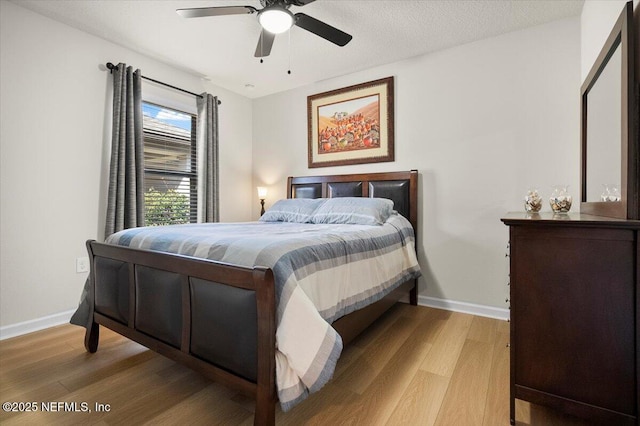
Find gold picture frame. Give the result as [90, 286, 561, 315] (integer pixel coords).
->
[307, 77, 394, 168]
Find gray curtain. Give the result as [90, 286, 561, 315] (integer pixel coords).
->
[104, 63, 144, 236]
[196, 93, 220, 222]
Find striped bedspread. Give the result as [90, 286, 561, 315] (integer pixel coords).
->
[94, 214, 421, 410]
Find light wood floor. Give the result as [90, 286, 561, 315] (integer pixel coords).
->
[1, 304, 594, 425]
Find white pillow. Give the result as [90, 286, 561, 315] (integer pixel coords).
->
[310, 197, 394, 226]
[259, 198, 326, 223]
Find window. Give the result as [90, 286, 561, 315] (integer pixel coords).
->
[142, 102, 197, 225]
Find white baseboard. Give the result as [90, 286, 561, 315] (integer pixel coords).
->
[417, 295, 510, 320]
[0, 296, 509, 341]
[0, 309, 75, 341]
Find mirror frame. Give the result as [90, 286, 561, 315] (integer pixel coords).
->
[580, 1, 637, 219]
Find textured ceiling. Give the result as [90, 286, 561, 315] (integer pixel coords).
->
[13, 0, 584, 98]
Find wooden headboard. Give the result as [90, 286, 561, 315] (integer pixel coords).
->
[287, 170, 418, 233]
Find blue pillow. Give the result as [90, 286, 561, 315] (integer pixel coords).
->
[259, 198, 326, 223]
[310, 197, 394, 226]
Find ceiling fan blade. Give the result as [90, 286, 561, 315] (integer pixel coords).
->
[288, 0, 317, 6]
[294, 13, 352, 47]
[176, 6, 257, 19]
[254, 30, 276, 57]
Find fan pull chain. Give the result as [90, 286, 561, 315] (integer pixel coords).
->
[260, 30, 264, 63]
[287, 28, 291, 74]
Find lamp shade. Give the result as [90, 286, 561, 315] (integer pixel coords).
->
[257, 187, 268, 199]
[258, 7, 293, 34]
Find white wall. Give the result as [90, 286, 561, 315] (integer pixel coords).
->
[0, 1, 585, 332]
[253, 17, 581, 311]
[581, 0, 638, 81]
[0, 1, 253, 331]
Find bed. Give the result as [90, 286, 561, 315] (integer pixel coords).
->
[74, 170, 420, 425]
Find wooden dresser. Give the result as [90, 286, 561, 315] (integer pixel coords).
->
[501, 212, 639, 425]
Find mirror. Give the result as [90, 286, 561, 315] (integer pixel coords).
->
[586, 45, 622, 202]
[581, 1, 637, 219]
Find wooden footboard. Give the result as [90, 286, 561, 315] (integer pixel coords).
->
[85, 240, 277, 425]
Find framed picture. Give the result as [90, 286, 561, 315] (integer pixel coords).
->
[307, 76, 394, 168]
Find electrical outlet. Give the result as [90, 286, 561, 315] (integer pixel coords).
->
[76, 257, 89, 273]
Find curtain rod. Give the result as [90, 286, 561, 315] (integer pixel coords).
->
[106, 62, 221, 105]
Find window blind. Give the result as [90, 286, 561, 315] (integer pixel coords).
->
[142, 102, 197, 225]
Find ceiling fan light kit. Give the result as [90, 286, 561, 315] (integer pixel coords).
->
[258, 6, 294, 34]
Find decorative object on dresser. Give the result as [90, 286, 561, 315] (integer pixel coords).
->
[548, 185, 572, 213]
[524, 188, 542, 213]
[307, 77, 394, 168]
[502, 213, 639, 425]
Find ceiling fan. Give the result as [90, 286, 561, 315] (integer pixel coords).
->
[176, 0, 352, 58]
